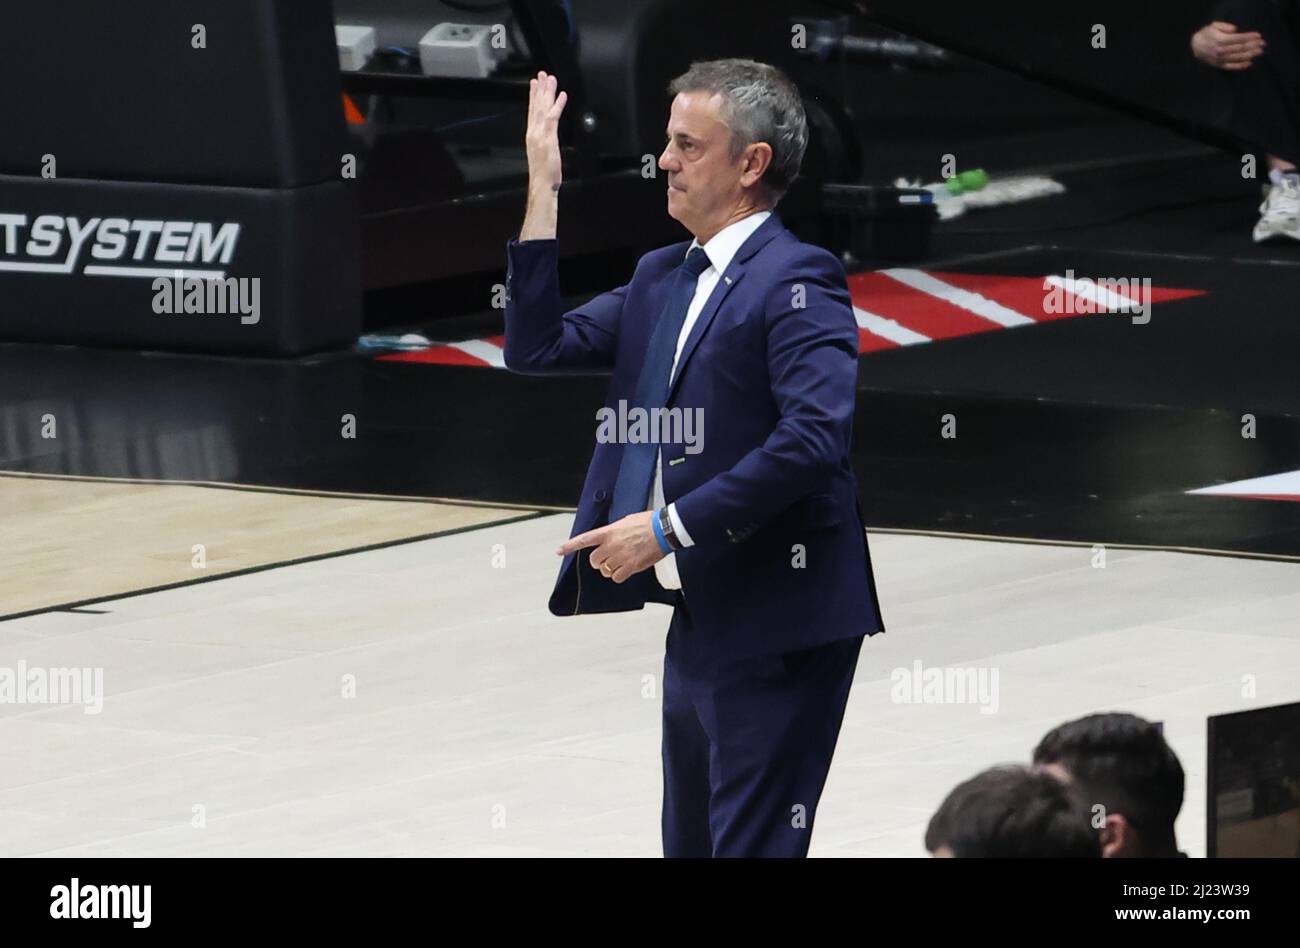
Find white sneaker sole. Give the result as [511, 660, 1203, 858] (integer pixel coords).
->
[1253, 220, 1300, 243]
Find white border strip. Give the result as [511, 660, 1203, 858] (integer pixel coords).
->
[852, 305, 930, 346]
[880, 268, 1036, 327]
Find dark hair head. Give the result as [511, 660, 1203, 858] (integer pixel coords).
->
[925, 764, 1101, 858]
[1032, 712, 1183, 856]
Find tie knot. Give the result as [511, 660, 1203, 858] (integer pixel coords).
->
[681, 246, 711, 278]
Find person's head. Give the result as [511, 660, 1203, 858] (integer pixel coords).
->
[660, 58, 807, 243]
[1032, 712, 1184, 858]
[925, 764, 1101, 858]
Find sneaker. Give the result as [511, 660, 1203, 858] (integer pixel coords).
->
[1253, 175, 1300, 243]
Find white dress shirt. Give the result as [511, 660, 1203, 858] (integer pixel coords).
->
[650, 210, 772, 591]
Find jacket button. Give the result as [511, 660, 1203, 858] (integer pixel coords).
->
[595, 489, 609, 502]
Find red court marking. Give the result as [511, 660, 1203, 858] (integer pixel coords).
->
[930, 271, 1074, 323]
[934, 271, 1207, 322]
[342, 94, 366, 125]
[376, 270, 1210, 365]
[856, 328, 901, 353]
[378, 346, 491, 367]
[847, 271, 1006, 340]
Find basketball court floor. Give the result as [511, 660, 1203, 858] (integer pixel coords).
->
[2, 491, 1298, 856]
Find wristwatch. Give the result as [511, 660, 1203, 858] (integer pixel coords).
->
[658, 507, 682, 552]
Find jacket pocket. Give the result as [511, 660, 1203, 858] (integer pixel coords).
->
[795, 491, 843, 529]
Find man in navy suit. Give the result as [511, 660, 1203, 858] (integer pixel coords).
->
[504, 59, 885, 857]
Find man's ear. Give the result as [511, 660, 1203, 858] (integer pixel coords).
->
[1099, 813, 1137, 858]
[740, 142, 773, 188]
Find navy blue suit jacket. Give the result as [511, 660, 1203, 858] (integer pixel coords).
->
[504, 212, 885, 661]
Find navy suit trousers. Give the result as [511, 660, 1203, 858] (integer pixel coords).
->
[661, 592, 864, 857]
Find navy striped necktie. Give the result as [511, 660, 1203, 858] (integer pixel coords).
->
[608, 246, 712, 522]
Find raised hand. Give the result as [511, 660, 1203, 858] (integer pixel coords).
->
[526, 70, 568, 192]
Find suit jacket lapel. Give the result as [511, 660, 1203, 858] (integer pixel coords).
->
[665, 212, 786, 406]
[666, 265, 742, 403]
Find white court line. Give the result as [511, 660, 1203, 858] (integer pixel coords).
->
[1187, 469, 1300, 497]
[879, 268, 1036, 327]
[447, 338, 507, 368]
[852, 305, 931, 346]
[1044, 274, 1143, 312]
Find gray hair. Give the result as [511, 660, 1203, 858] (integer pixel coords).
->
[667, 58, 808, 204]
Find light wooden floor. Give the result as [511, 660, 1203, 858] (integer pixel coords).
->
[2, 508, 1298, 857]
[0, 473, 537, 617]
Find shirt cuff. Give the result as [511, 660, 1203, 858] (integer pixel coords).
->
[666, 503, 694, 548]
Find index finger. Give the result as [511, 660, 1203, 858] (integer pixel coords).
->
[529, 71, 553, 122]
[557, 526, 610, 556]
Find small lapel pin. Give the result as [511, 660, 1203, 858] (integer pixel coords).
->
[723, 276, 732, 284]
[669, 457, 686, 466]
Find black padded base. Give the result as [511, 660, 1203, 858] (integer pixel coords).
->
[0, 173, 361, 356]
